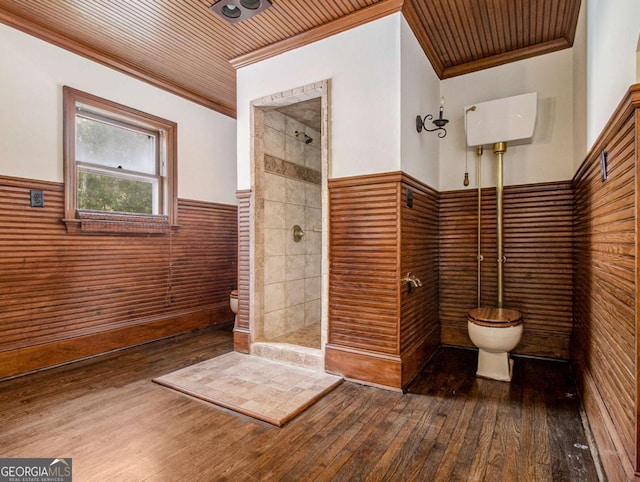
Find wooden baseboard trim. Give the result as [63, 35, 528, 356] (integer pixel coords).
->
[325, 344, 402, 390]
[0, 304, 232, 380]
[401, 327, 440, 387]
[233, 328, 250, 353]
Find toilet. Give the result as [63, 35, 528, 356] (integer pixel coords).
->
[229, 290, 238, 329]
[467, 307, 523, 382]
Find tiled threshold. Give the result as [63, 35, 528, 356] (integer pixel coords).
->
[251, 342, 323, 371]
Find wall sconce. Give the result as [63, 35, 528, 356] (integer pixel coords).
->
[210, 0, 272, 23]
[416, 97, 449, 138]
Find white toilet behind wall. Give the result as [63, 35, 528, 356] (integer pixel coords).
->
[230, 290, 238, 329]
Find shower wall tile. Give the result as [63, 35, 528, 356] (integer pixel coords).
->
[306, 127, 321, 142]
[285, 178, 306, 205]
[285, 255, 306, 281]
[264, 200, 286, 228]
[265, 156, 320, 185]
[264, 309, 286, 339]
[305, 207, 321, 232]
[264, 110, 285, 132]
[261, 107, 324, 342]
[285, 116, 307, 141]
[305, 232, 321, 255]
[285, 305, 305, 333]
[264, 282, 285, 313]
[285, 135, 305, 166]
[285, 231, 306, 256]
[306, 145, 321, 172]
[285, 279, 305, 306]
[305, 276, 321, 302]
[264, 229, 285, 256]
[264, 255, 285, 284]
[305, 299, 321, 325]
[263, 125, 285, 159]
[285, 203, 305, 227]
[264, 173, 286, 202]
[305, 184, 321, 208]
[305, 254, 321, 278]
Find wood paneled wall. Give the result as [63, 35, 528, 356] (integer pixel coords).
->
[440, 181, 574, 359]
[0, 175, 237, 379]
[326, 172, 440, 390]
[399, 177, 440, 382]
[234, 190, 251, 353]
[328, 175, 400, 357]
[572, 84, 640, 482]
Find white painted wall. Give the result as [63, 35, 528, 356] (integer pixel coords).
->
[0, 23, 237, 204]
[238, 1, 638, 190]
[237, 14, 402, 190]
[572, 0, 588, 171]
[587, 0, 640, 147]
[637, 39, 640, 82]
[400, 18, 440, 188]
[440, 49, 575, 192]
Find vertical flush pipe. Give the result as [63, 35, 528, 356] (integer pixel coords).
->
[476, 146, 483, 308]
[493, 141, 507, 308]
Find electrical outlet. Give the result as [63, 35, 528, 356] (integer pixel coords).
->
[30, 189, 44, 208]
[406, 189, 413, 208]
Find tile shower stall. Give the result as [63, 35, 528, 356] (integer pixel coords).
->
[261, 109, 322, 346]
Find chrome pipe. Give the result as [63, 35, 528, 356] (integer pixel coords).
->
[493, 142, 507, 308]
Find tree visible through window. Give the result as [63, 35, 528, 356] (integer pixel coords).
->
[76, 114, 157, 214]
[63, 87, 177, 233]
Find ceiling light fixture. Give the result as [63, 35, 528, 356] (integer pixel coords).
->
[210, 0, 272, 23]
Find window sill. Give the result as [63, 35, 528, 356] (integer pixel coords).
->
[63, 211, 179, 235]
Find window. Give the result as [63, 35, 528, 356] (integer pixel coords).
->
[63, 86, 177, 233]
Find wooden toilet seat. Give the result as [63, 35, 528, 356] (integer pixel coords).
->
[468, 307, 522, 328]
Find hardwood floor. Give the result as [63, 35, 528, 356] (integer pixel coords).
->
[0, 326, 600, 481]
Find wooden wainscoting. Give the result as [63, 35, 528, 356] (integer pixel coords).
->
[399, 175, 440, 384]
[327, 173, 401, 389]
[234, 189, 251, 353]
[326, 172, 440, 390]
[439, 181, 573, 359]
[0, 175, 237, 379]
[572, 84, 640, 482]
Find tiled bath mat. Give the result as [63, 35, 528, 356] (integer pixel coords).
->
[153, 351, 343, 427]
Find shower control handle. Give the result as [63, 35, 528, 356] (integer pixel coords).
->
[291, 225, 305, 243]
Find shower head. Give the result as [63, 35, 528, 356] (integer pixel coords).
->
[294, 130, 313, 144]
[466, 105, 477, 113]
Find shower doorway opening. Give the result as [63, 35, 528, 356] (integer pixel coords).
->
[249, 81, 329, 369]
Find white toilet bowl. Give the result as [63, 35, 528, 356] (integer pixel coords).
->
[467, 307, 523, 382]
[230, 289, 238, 329]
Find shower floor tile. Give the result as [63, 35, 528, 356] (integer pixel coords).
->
[265, 321, 321, 349]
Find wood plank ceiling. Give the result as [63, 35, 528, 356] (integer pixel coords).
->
[0, 0, 581, 118]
